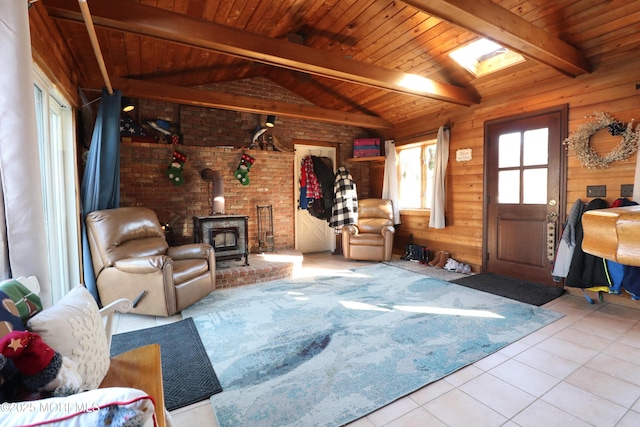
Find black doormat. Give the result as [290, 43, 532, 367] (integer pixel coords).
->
[449, 274, 564, 306]
[110, 317, 222, 411]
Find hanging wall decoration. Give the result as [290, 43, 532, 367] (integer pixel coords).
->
[166, 150, 187, 186]
[234, 151, 255, 186]
[563, 112, 639, 169]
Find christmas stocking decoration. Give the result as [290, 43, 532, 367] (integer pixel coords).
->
[234, 152, 255, 186]
[166, 150, 187, 186]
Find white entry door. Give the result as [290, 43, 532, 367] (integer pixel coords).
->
[294, 144, 336, 253]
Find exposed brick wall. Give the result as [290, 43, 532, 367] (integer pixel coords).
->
[120, 142, 295, 252]
[120, 77, 380, 252]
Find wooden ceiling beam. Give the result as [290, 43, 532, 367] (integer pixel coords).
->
[43, 0, 479, 106]
[107, 77, 394, 130]
[402, 0, 590, 77]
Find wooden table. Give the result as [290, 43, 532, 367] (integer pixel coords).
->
[582, 205, 640, 266]
[100, 344, 166, 427]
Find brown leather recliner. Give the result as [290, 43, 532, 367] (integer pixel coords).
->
[342, 198, 395, 261]
[85, 207, 215, 317]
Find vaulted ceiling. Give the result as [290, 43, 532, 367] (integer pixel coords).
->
[39, 0, 633, 129]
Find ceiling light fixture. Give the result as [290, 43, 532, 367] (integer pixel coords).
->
[265, 115, 276, 128]
[121, 97, 135, 112]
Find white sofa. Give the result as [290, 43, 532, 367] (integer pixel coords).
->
[0, 279, 168, 427]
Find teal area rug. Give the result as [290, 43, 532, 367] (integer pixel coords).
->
[182, 263, 563, 427]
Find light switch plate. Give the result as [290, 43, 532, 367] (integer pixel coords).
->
[621, 184, 634, 197]
[587, 185, 606, 197]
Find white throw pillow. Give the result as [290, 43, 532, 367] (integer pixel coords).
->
[27, 286, 110, 390]
[0, 387, 155, 426]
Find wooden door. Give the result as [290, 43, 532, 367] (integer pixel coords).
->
[484, 106, 567, 287]
[294, 143, 336, 253]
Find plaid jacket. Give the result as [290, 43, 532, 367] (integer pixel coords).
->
[330, 167, 358, 228]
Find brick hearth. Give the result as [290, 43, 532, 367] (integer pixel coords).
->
[214, 250, 303, 289]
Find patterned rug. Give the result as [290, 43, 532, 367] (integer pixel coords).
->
[110, 317, 222, 411]
[183, 263, 563, 427]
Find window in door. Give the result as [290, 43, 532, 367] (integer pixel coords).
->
[497, 128, 549, 205]
[397, 141, 436, 210]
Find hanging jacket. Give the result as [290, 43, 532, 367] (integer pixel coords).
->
[565, 198, 610, 288]
[552, 199, 584, 281]
[330, 167, 358, 228]
[308, 156, 335, 221]
[299, 155, 321, 209]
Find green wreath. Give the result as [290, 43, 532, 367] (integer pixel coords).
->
[563, 112, 639, 169]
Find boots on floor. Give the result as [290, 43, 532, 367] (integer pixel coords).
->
[434, 251, 450, 268]
[428, 251, 449, 267]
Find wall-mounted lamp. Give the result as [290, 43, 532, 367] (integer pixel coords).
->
[121, 97, 135, 112]
[265, 115, 276, 128]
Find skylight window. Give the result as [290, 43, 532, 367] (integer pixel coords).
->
[449, 38, 525, 77]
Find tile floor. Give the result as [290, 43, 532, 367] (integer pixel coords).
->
[112, 252, 640, 427]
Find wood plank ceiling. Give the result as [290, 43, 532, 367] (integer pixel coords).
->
[39, 0, 633, 128]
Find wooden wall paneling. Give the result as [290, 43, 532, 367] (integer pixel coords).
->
[392, 23, 640, 272]
[29, 4, 80, 105]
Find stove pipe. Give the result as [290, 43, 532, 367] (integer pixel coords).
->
[201, 168, 225, 214]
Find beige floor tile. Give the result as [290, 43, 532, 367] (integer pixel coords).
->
[489, 359, 559, 397]
[597, 304, 640, 322]
[408, 379, 454, 406]
[603, 341, 640, 366]
[385, 407, 447, 427]
[552, 326, 614, 352]
[565, 366, 640, 408]
[424, 389, 507, 427]
[542, 382, 627, 427]
[497, 340, 530, 358]
[473, 351, 509, 371]
[459, 373, 536, 418]
[170, 400, 218, 426]
[570, 313, 635, 340]
[535, 314, 577, 335]
[534, 336, 599, 365]
[115, 312, 157, 333]
[345, 415, 376, 427]
[617, 410, 640, 427]
[365, 396, 419, 426]
[443, 364, 483, 387]
[517, 329, 550, 347]
[511, 399, 593, 427]
[588, 353, 640, 386]
[514, 347, 581, 379]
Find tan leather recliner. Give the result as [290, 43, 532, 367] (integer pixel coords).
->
[342, 198, 395, 261]
[85, 207, 215, 317]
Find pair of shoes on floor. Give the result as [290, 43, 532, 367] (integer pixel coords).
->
[443, 258, 472, 274]
[428, 251, 449, 268]
[457, 263, 472, 274]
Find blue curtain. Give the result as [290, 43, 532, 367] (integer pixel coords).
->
[81, 88, 122, 303]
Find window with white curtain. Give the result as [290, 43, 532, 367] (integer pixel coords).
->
[33, 67, 80, 303]
[397, 141, 436, 210]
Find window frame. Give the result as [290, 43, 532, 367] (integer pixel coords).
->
[396, 139, 437, 213]
[33, 66, 81, 304]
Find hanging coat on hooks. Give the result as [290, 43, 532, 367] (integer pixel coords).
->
[299, 155, 321, 209]
[308, 156, 335, 221]
[330, 167, 358, 228]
